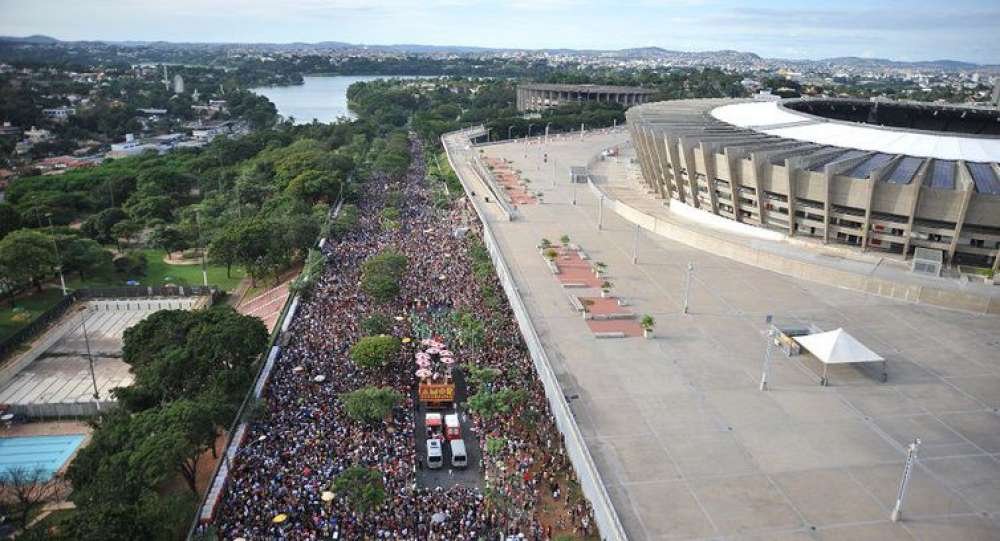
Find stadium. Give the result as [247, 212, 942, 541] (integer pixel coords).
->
[626, 98, 1000, 273]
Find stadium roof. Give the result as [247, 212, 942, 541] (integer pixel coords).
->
[711, 101, 1000, 163]
[518, 83, 655, 94]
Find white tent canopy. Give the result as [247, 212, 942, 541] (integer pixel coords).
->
[794, 328, 884, 365]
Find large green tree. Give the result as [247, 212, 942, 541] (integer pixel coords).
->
[340, 386, 403, 424]
[349, 336, 401, 370]
[0, 229, 57, 292]
[333, 466, 386, 514]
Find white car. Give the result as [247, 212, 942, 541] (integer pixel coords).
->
[426, 439, 443, 469]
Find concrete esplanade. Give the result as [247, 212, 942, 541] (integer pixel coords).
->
[517, 83, 656, 112]
[627, 98, 1000, 273]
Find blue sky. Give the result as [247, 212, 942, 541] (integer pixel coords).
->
[2, 0, 999, 64]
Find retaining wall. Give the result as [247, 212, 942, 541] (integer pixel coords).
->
[444, 128, 628, 541]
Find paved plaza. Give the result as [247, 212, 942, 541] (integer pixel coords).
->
[449, 131, 1000, 540]
[0, 298, 201, 416]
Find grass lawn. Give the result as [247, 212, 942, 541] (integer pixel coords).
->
[65, 249, 246, 292]
[0, 288, 66, 342]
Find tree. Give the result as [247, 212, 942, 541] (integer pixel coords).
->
[466, 388, 526, 420]
[116, 308, 268, 410]
[349, 335, 401, 370]
[451, 309, 485, 349]
[0, 466, 63, 529]
[0, 202, 22, 240]
[130, 399, 221, 494]
[361, 312, 392, 335]
[340, 386, 403, 423]
[111, 219, 143, 250]
[62, 237, 113, 279]
[360, 249, 407, 303]
[0, 229, 57, 292]
[333, 466, 386, 514]
[149, 225, 190, 259]
[81, 207, 128, 245]
[124, 194, 174, 224]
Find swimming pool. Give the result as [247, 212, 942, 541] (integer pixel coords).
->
[0, 434, 86, 480]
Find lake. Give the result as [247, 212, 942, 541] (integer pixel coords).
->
[251, 75, 425, 124]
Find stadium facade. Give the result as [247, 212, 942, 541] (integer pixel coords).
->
[626, 98, 1000, 271]
[517, 83, 656, 112]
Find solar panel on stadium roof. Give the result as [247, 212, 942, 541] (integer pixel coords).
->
[968, 162, 1000, 195]
[886, 156, 923, 184]
[848, 153, 893, 179]
[808, 149, 867, 172]
[929, 160, 956, 190]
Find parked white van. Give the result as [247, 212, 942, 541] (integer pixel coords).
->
[450, 439, 468, 468]
[427, 439, 443, 469]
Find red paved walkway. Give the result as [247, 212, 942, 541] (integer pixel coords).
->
[578, 296, 642, 337]
[552, 247, 602, 287]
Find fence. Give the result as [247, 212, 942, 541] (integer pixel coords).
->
[0, 286, 217, 363]
[0, 294, 75, 362]
[442, 128, 628, 541]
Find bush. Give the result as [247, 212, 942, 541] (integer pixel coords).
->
[112, 252, 147, 276]
[340, 386, 403, 423]
[350, 335, 401, 369]
[360, 250, 407, 303]
[361, 313, 392, 335]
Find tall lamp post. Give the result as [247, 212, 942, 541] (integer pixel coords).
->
[196, 211, 208, 287]
[78, 306, 99, 400]
[682, 262, 694, 315]
[46, 214, 67, 296]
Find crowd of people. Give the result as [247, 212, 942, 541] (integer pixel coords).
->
[213, 134, 596, 540]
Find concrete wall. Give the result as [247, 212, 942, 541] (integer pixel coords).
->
[586, 178, 1000, 315]
[444, 128, 628, 541]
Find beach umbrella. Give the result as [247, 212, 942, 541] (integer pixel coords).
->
[416, 369, 432, 379]
[272, 514, 288, 524]
[313, 375, 326, 383]
[402, 337, 412, 344]
[395, 316, 405, 321]
[439, 350, 453, 357]
[321, 491, 335, 502]
[292, 366, 305, 373]
[431, 512, 447, 524]
[441, 356, 456, 365]
[426, 348, 440, 355]
[421, 338, 434, 346]
[416, 359, 431, 368]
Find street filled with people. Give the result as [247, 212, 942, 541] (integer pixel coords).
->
[214, 135, 596, 540]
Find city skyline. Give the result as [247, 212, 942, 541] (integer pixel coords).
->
[2, 0, 1000, 65]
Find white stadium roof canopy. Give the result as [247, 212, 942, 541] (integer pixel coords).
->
[711, 101, 1000, 163]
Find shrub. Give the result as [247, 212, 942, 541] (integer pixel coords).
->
[340, 386, 403, 423]
[361, 313, 392, 335]
[360, 250, 407, 303]
[112, 252, 148, 276]
[350, 335, 401, 369]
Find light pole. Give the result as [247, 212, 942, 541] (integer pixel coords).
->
[544, 123, 551, 144]
[79, 306, 99, 400]
[682, 262, 694, 315]
[580, 123, 585, 140]
[597, 195, 604, 231]
[527, 124, 535, 139]
[891, 438, 921, 522]
[196, 211, 208, 287]
[759, 315, 774, 391]
[46, 214, 67, 296]
[507, 125, 514, 140]
[632, 224, 640, 264]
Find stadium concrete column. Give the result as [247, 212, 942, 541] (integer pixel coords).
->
[665, 136, 686, 204]
[680, 138, 701, 209]
[724, 147, 745, 222]
[861, 157, 897, 251]
[902, 161, 931, 256]
[948, 163, 975, 262]
[748, 152, 768, 226]
[822, 165, 834, 244]
[649, 130, 672, 199]
[785, 158, 800, 237]
[699, 142, 720, 214]
[632, 126, 655, 194]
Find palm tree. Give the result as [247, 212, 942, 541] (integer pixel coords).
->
[640, 314, 655, 339]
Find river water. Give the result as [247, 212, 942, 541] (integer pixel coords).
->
[251, 75, 428, 125]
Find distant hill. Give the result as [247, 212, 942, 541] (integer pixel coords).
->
[0, 34, 60, 44]
[0, 35, 991, 71]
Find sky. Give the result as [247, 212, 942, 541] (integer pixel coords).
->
[2, 0, 999, 64]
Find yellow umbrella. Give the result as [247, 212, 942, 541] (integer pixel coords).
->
[272, 513, 288, 524]
[402, 337, 412, 344]
[321, 491, 335, 502]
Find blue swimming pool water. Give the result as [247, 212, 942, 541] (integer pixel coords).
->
[0, 434, 86, 480]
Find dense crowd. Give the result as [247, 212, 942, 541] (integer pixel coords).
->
[213, 135, 595, 540]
